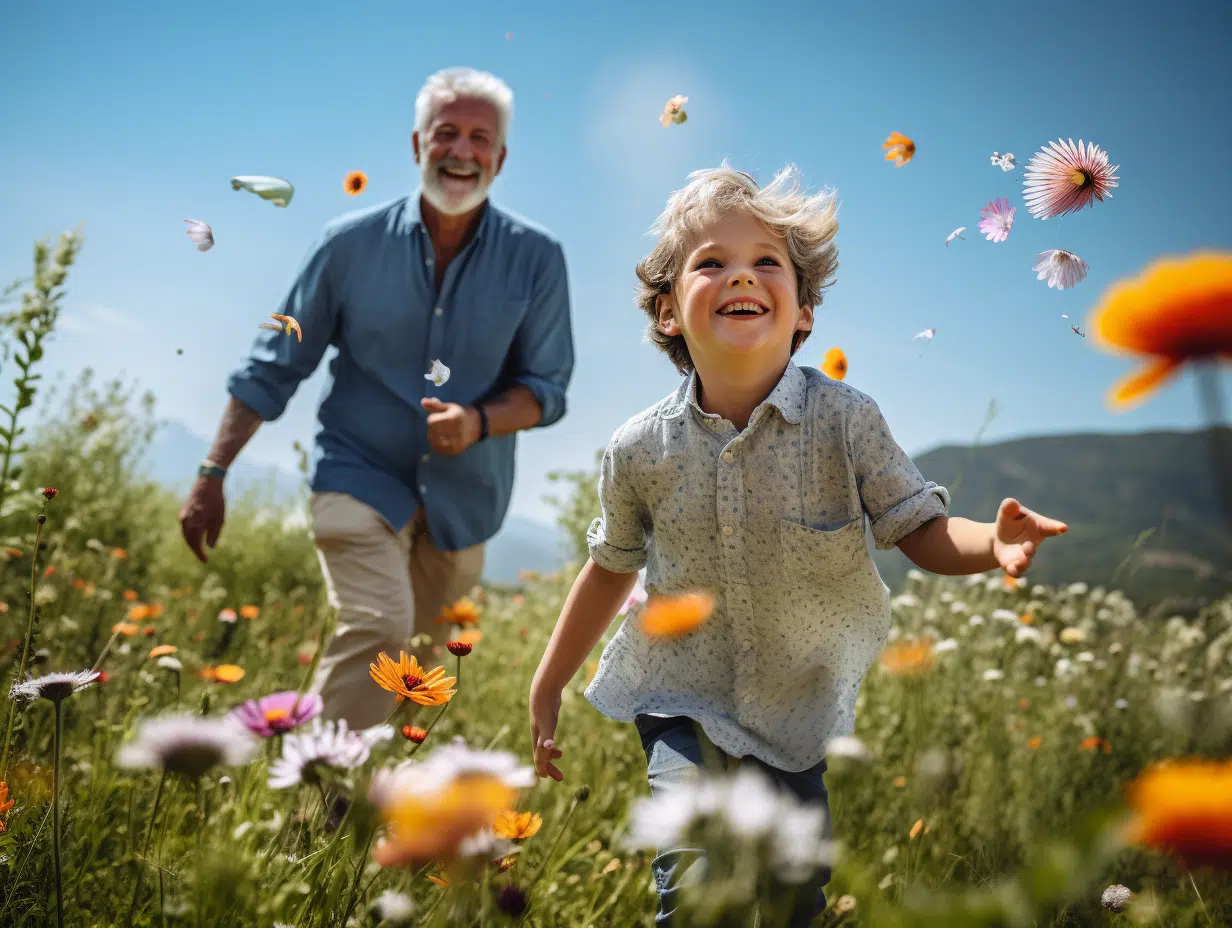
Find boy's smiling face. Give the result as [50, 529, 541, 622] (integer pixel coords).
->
[657, 209, 813, 371]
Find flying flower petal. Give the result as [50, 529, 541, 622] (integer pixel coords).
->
[944, 227, 966, 247]
[260, 314, 302, 341]
[882, 132, 915, 167]
[912, 328, 936, 341]
[1033, 249, 1089, 290]
[990, 152, 1016, 172]
[425, 359, 450, 386]
[230, 175, 295, 208]
[183, 219, 214, 252]
[820, 347, 847, 380]
[344, 170, 368, 196]
[660, 95, 688, 127]
[1021, 139, 1118, 219]
[977, 197, 1015, 243]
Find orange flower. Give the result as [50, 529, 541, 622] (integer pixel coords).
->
[123, 589, 138, 601]
[878, 637, 935, 676]
[639, 591, 714, 638]
[1027, 736, 1042, 750]
[1017, 698, 1031, 710]
[72, 578, 88, 590]
[1089, 252, 1232, 411]
[456, 629, 483, 646]
[1123, 758, 1232, 868]
[43, 565, 56, 577]
[148, 645, 177, 659]
[4, 548, 22, 559]
[1003, 573, 1026, 590]
[1081, 736, 1111, 753]
[427, 871, 451, 887]
[112, 622, 139, 636]
[893, 776, 907, 788]
[141, 626, 157, 637]
[146, 602, 165, 619]
[374, 774, 520, 868]
[368, 651, 456, 706]
[344, 170, 368, 195]
[1018, 612, 1035, 625]
[882, 131, 916, 167]
[402, 725, 428, 744]
[0, 780, 13, 831]
[200, 664, 245, 683]
[438, 597, 481, 627]
[819, 347, 847, 381]
[111, 548, 128, 559]
[127, 604, 150, 621]
[909, 818, 926, 839]
[239, 605, 260, 620]
[493, 810, 543, 841]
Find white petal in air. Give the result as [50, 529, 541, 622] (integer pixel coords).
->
[1032, 249, 1089, 290]
[990, 152, 1016, 171]
[425, 359, 450, 386]
[184, 219, 214, 252]
[944, 227, 966, 247]
[912, 328, 936, 341]
[230, 175, 295, 207]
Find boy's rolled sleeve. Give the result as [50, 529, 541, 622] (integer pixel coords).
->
[849, 396, 950, 550]
[586, 433, 650, 574]
[509, 242, 574, 428]
[226, 234, 338, 422]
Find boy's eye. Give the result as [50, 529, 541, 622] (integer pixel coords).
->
[756, 256, 780, 266]
[695, 258, 721, 270]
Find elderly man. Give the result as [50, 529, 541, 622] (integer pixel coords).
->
[178, 67, 574, 730]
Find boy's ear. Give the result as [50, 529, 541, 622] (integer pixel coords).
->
[796, 303, 815, 334]
[656, 293, 681, 336]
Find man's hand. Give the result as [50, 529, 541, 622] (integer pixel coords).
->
[993, 498, 1068, 578]
[179, 477, 226, 564]
[421, 398, 482, 456]
[529, 680, 565, 782]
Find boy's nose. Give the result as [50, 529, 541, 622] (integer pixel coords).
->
[728, 270, 756, 287]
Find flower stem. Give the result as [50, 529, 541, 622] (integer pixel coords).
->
[125, 769, 167, 927]
[0, 517, 45, 780]
[1188, 871, 1212, 927]
[338, 827, 377, 928]
[52, 698, 65, 928]
[527, 793, 581, 892]
[408, 703, 452, 757]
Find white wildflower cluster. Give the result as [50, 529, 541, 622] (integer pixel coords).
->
[268, 718, 393, 789]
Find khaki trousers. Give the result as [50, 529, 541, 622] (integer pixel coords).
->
[307, 491, 485, 729]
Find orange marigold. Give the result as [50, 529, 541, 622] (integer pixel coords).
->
[878, 637, 936, 676]
[438, 597, 481, 627]
[493, 809, 543, 841]
[369, 651, 456, 706]
[1123, 758, 1232, 868]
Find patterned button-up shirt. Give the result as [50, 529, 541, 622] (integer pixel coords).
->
[583, 361, 949, 771]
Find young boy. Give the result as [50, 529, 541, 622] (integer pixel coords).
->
[528, 164, 1067, 926]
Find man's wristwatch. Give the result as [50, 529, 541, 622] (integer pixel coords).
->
[474, 404, 489, 442]
[198, 459, 227, 480]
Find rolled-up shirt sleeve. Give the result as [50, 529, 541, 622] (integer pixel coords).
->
[508, 241, 574, 428]
[586, 431, 650, 574]
[849, 396, 950, 550]
[226, 233, 338, 422]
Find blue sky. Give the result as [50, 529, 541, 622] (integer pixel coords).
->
[2, 0, 1229, 524]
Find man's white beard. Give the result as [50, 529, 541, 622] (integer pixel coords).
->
[420, 160, 491, 216]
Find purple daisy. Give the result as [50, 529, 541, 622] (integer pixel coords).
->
[230, 691, 322, 737]
[977, 197, 1015, 243]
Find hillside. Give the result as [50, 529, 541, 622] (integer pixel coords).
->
[870, 428, 1232, 615]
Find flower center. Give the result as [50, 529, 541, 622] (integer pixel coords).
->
[1069, 168, 1090, 187]
[264, 708, 294, 731]
[402, 674, 423, 690]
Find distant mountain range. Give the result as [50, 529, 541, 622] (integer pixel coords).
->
[141, 420, 568, 584]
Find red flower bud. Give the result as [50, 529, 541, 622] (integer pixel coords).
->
[402, 725, 428, 744]
[447, 640, 473, 657]
[42, 487, 58, 500]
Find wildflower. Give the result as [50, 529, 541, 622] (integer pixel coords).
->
[1003, 574, 1025, 590]
[878, 638, 935, 676]
[639, 591, 714, 638]
[1115, 698, 1129, 710]
[116, 713, 258, 779]
[1027, 736, 1042, 749]
[146, 602, 164, 619]
[982, 669, 1004, 682]
[231, 691, 323, 737]
[111, 548, 127, 559]
[977, 197, 1015, 242]
[239, 605, 259, 620]
[127, 604, 150, 621]
[112, 622, 139, 636]
[1033, 249, 1090, 290]
[200, 665, 245, 684]
[370, 889, 413, 923]
[967, 614, 985, 626]
[659, 94, 688, 127]
[157, 656, 183, 672]
[1022, 138, 1118, 219]
[1089, 252, 1232, 410]
[97, 671, 111, 683]
[893, 776, 907, 788]
[909, 819, 926, 839]
[438, 597, 481, 626]
[1123, 758, 1232, 868]
[1101, 884, 1132, 912]
[402, 725, 428, 744]
[494, 884, 528, 916]
[268, 718, 393, 789]
[1015, 626, 1042, 645]
[446, 640, 473, 657]
[1059, 627, 1085, 644]
[819, 347, 847, 380]
[1019, 611, 1035, 625]
[343, 170, 368, 195]
[456, 628, 482, 646]
[494, 810, 543, 840]
[825, 735, 870, 763]
[1081, 736, 1111, 753]
[148, 645, 177, 659]
[9, 670, 100, 704]
[0, 780, 12, 832]
[41, 487, 57, 500]
[369, 651, 456, 706]
[882, 131, 915, 167]
[990, 152, 1016, 171]
[217, 608, 237, 623]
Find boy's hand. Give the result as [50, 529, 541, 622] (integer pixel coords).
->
[529, 682, 565, 781]
[993, 498, 1068, 578]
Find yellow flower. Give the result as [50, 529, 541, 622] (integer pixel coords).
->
[493, 810, 543, 841]
[368, 651, 456, 706]
[344, 170, 368, 195]
[638, 591, 714, 638]
[909, 818, 926, 839]
[127, 604, 150, 621]
[148, 645, 177, 659]
[112, 622, 139, 637]
[878, 637, 935, 676]
[200, 664, 245, 683]
[882, 131, 916, 167]
[374, 774, 519, 868]
[239, 605, 260, 620]
[438, 597, 481, 627]
[1027, 736, 1042, 750]
[1123, 758, 1232, 868]
[1089, 252, 1232, 410]
[819, 347, 848, 381]
[1059, 627, 1086, 644]
[1080, 736, 1111, 753]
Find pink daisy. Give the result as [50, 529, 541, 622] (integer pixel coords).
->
[1022, 139, 1119, 220]
[977, 198, 1015, 243]
[230, 690, 323, 737]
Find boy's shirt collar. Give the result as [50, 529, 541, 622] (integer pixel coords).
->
[662, 360, 807, 426]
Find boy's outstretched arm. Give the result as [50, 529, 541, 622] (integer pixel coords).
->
[896, 497, 1067, 577]
[529, 559, 638, 781]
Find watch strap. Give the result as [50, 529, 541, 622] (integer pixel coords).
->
[198, 460, 227, 479]
[475, 404, 489, 441]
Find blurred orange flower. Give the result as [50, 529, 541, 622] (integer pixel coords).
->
[112, 622, 139, 637]
[374, 775, 520, 868]
[1123, 758, 1232, 868]
[239, 605, 260, 620]
[456, 629, 483, 646]
[1090, 252, 1232, 411]
[493, 810, 543, 841]
[909, 818, 927, 839]
[43, 566, 56, 577]
[200, 664, 245, 683]
[1003, 574, 1026, 590]
[127, 604, 150, 621]
[147, 602, 165, 619]
[883, 131, 916, 167]
[639, 591, 714, 638]
[148, 645, 177, 659]
[878, 637, 935, 676]
[0, 780, 13, 831]
[438, 597, 481, 627]
[111, 548, 128, 559]
[1081, 736, 1111, 753]
[820, 347, 848, 381]
[1018, 612, 1035, 625]
[4, 548, 22, 559]
[344, 170, 368, 195]
[1027, 736, 1042, 750]
[123, 590, 138, 601]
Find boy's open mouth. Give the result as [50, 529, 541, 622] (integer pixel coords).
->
[716, 300, 769, 317]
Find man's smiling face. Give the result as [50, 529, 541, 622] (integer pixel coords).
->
[414, 97, 506, 216]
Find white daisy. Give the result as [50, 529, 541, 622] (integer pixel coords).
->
[156, 656, 183, 672]
[370, 889, 415, 924]
[990, 151, 1016, 171]
[1032, 249, 1089, 290]
[9, 669, 101, 704]
[116, 712, 258, 778]
[772, 802, 835, 884]
[824, 735, 870, 762]
[933, 638, 959, 653]
[1015, 627, 1042, 645]
[386, 738, 535, 799]
[268, 718, 393, 789]
[455, 827, 521, 862]
[982, 669, 1004, 682]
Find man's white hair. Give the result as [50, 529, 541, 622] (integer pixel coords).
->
[415, 67, 514, 142]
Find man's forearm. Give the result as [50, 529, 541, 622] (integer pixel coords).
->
[479, 384, 543, 437]
[896, 516, 1000, 576]
[205, 396, 264, 470]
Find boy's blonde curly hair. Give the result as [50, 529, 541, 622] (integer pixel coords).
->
[635, 163, 839, 374]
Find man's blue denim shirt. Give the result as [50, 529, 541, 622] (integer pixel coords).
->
[226, 193, 575, 551]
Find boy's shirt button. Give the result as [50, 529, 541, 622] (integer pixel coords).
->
[721, 451, 734, 463]
[721, 525, 734, 536]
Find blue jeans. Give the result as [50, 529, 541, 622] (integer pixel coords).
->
[634, 714, 832, 927]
